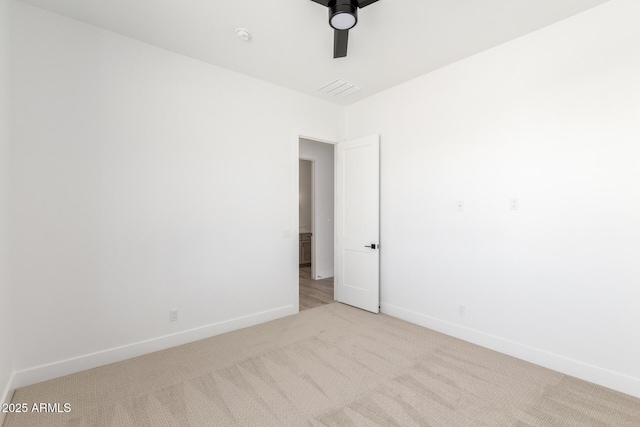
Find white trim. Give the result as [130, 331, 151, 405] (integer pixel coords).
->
[381, 302, 640, 399]
[12, 304, 296, 389]
[292, 129, 339, 307]
[298, 157, 316, 278]
[1, 371, 15, 426]
[314, 269, 334, 280]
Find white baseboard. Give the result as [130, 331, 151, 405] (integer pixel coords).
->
[13, 304, 296, 389]
[1, 371, 15, 426]
[314, 269, 334, 280]
[381, 303, 640, 399]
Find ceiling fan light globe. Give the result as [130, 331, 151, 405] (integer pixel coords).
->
[330, 12, 356, 30]
[329, 2, 358, 31]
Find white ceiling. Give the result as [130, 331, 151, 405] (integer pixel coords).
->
[16, 0, 609, 105]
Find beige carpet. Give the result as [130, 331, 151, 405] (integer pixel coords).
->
[5, 303, 640, 426]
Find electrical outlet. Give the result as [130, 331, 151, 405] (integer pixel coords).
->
[169, 309, 178, 322]
[510, 198, 519, 210]
[458, 305, 466, 316]
[456, 201, 464, 212]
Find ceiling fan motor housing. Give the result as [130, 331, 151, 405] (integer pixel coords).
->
[329, 0, 358, 30]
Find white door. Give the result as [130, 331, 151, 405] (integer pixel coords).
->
[335, 135, 380, 313]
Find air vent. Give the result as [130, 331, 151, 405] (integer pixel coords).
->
[319, 79, 361, 98]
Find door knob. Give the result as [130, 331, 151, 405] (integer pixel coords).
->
[364, 244, 377, 249]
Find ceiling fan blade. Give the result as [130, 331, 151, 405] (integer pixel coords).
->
[334, 29, 349, 58]
[310, 0, 332, 6]
[356, 0, 379, 8]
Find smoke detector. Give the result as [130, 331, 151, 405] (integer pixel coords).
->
[235, 28, 251, 41]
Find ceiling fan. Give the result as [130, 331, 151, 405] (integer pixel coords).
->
[310, 0, 380, 58]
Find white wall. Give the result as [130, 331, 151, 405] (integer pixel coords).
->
[298, 160, 312, 232]
[10, 2, 343, 386]
[0, 0, 13, 414]
[346, 0, 640, 398]
[9, 0, 639, 400]
[299, 138, 334, 279]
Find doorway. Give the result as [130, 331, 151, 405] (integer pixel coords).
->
[299, 138, 335, 311]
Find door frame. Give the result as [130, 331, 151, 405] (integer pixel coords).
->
[292, 129, 338, 312]
[298, 157, 316, 277]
